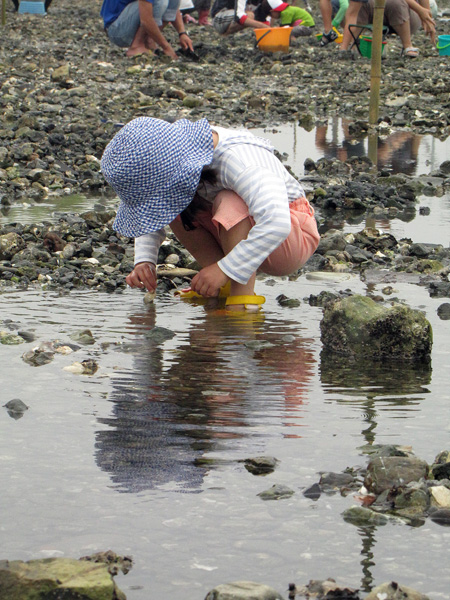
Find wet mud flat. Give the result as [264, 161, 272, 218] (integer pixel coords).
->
[1, 0, 450, 205]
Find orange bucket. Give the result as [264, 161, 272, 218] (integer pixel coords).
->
[254, 27, 293, 53]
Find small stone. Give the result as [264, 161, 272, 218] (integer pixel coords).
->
[51, 64, 70, 82]
[244, 456, 279, 475]
[430, 508, 450, 525]
[303, 483, 321, 500]
[22, 349, 54, 367]
[342, 506, 389, 527]
[430, 486, 450, 508]
[257, 484, 294, 501]
[144, 326, 175, 344]
[437, 303, 450, 320]
[69, 329, 96, 345]
[143, 291, 156, 304]
[365, 581, 431, 600]
[63, 360, 98, 375]
[54, 345, 74, 355]
[292, 579, 359, 599]
[244, 340, 275, 351]
[276, 294, 301, 308]
[63, 362, 85, 374]
[364, 456, 429, 495]
[205, 581, 284, 600]
[0, 331, 25, 345]
[319, 472, 356, 492]
[3, 399, 29, 419]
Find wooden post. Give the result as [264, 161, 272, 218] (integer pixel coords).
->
[368, 0, 386, 126]
[368, 131, 378, 166]
[2, 0, 6, 26]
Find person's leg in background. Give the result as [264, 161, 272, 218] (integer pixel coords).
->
[105, 1, 146, 56]
[383, 0, 421, 56]
[357, 0, 420, 56]
[319, 0, 339, 44]
[340, 0, 367, 50]
[194, 0, 211, 25]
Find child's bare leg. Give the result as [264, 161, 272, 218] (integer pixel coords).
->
[218, 220, 257, 310]
[170, 219, 225, 267]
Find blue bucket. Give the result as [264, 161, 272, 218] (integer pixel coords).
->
[437, 35, 450, 56]
[18, 1, 46, 14]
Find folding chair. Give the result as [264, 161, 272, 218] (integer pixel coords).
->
[348, 24, 389, 56]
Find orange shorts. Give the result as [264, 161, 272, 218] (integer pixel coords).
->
[194, 190, 320, 276]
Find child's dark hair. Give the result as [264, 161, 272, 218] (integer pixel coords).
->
[253, 0, 272, 23]
[180, 167, 217, 231]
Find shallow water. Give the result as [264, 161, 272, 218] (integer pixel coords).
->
[253, 120, 450, 248]
[1, 122, 450, 599]
[1, 277, 449, 599]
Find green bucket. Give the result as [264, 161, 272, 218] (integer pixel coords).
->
[359, 36, 387, 58]
[436, 35, 450, 56]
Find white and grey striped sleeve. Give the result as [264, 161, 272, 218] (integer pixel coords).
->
[134, 228, 166, 266]
[217, 165, 291, 284]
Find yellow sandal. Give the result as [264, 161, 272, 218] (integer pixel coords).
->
[175, 281, 232, 299]
[225, 294, 266, 311]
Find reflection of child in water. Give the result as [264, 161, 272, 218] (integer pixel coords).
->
[269, 0, 315, 36]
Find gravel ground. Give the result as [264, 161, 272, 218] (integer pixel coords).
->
[1, 0, 450, 202]
[0, 0, 449, 294]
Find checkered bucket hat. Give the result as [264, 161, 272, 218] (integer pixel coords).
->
[101, 117, 214, 237]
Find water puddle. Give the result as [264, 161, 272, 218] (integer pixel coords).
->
[251, 119, 450, 177]
[1, 120, 450, 599]
[1, 274, 449, 599]
[251, 119, 450, 247]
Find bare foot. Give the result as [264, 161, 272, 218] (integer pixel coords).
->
[126, 46, 150, 57]
[144, 36, 158, 51]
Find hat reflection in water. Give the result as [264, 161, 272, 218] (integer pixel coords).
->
[100, 117, 214, 238]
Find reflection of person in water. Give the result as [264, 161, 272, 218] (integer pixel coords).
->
[315, 119, 422, 175]
[315, 119, 366, 163]
[376, 131, 421, 176]
[320, 350, 431, 445]
[94, 309, 316, 492]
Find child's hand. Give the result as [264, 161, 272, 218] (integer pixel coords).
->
[126, 262, 157, 293]
[191, 263, 229, 297]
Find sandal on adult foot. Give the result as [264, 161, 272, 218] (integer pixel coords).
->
[401, 46, 419, 58]
[319, 29, 338, 47]
[225, 294, 266, 312]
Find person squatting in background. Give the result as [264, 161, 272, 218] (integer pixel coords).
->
[267, 0, 315, 36]
[101, 0, 194, 58]
[356, 0, 436, 57]
[100, 118, 320, 312]
[210, 0, 270, 34]
[179, 0, 212, 25]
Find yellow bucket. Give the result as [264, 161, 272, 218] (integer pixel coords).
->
[254, 27, 293, 53]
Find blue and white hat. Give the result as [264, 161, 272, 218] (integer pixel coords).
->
[101, 117, 214, 238]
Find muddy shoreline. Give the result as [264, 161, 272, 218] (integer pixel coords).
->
[1, 0, 450, 205]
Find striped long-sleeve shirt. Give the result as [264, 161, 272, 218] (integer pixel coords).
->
[134, 126, 306, 285]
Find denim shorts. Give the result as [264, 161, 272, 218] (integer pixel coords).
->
[153, 0, 180, 25]
[106, 1, 141, 48]
[106, 0, 180, 47]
